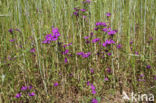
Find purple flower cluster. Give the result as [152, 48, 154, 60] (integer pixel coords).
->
[42, 28, 61, 44]
[96, 22, 107, 27]
[77, 52, 91, 58]
[87, 82, 96, 95]
[92, 38, 100, 43]
[54, 82, 59, 87]
[92, 98, 98, 103]
[15, 85, 35, 98]
[103, 39, 115, 47]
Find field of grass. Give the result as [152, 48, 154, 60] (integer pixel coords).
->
[0, 0, 156, 102]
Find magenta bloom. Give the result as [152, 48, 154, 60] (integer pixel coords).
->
[80, 9, 86, 12]
[135, 51, 139, 55]
[8, 29, 13, 34]
[90, 68, 94, 73]
[92, 90, 96, 94]
[138, 79, 145, 82]
[62, 49, 69, 55]
[42, 27, 60, 44]
[108, 30, 116, 36]
[106, 12, 111, 17]
[103, 28, 108, 32]
[106, 68, 111, 73]
[104, 77, 109, 81]
[29, 86, 32, 89]
[30, 48, 35, 53]
[107, 53, 112, 56]
[82, 52, 91, 58]
[29, 92, 35, 96]
[73, 11, 79, 16]
[83, 0, 91, 3]
[21, 86, 27, 91]
[87, 81, 90, 86]
[140, 74, 144, 77]
[92, 98, 98, 103]
[15, 93, 21, 98]
[90, 84, 95, 90]
[84, 36, 89, 39]
[92, 38, 100, 43]
[96, 22, 107, 27]
[103, 39, 115, 47]
[10, 39, 15, 42]
[116, 44, 121, 48]
[146, 65, 151, 69]
[77, 52, 84, 56]
[64, 57, 68, 63]
[54, 82, 59, 87]
[130, 40, 133, 44]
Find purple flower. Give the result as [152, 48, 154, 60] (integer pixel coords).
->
[82, 15, 87, 19]
[83, 0, 91, 3]
[135, 51, 139, 55]
[21, 86, 27, 91]
[96, 22, 107, 27]
[92, 98, 98, 103]
[104, 77, 109, 81]
[80, 9, 86, 12]
[74, 8, 79, 11]
[149, 37, 153, 41]
[73, 11, 79, 16]
[90, 32, 94, 36]
[64, 57, 68, 63]
[138, 79, 145, 82]
[29, 92, 35, 96]
[82, 52, 91, 58]
[90, 68, 94, 73]
[108, 30, 116, 36]
[103, 39, 115, 47]
[116, 44, 121, 48]
[15, 93, 21, 98]
[92, 38, 100, 43]
[54, 82, 59, 87]
[87, 81, 90, 86]
[10, 39, 15, 42]
[30, 48, 35, 53]
[77, 52, 84, 56]
[130, 41, 133, 44]
[84, 36, 89, 39]
[8, 29, 13, 34]
[42, 27, 60, 44]
[62, 49, 69, 55]
[52, 28, 61, 37]
[140, 74, 144, 77]
[103, 28, 108, 32]
[29, 86, 32, 89]
[90, 84, 95, 90]
[107, 53, 112, 56]
[106, 68, 111, 73]
[92, 90, 96, 94]
[94, 27, 99, 31]
[106, 12, 111, 17]
[146, 65, 151, 69]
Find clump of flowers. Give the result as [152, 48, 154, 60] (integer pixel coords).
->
[42, 27, 61, 44]
[92, 98, 98, 103]
[77, 52, 91, 58]
[15, 85, 35, 99]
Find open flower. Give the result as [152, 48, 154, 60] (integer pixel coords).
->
[15, 93, 21, 98]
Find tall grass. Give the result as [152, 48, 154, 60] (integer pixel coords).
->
[0, 0, 155, 102]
